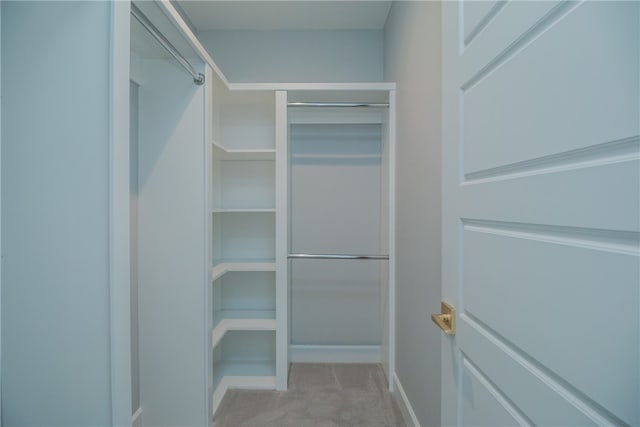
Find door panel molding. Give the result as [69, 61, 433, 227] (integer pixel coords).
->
[460, 316, 617, 426]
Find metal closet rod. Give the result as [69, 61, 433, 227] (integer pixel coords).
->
[288, 253, 389, 260]
[287, 102, 389, 108]
[131, 4, 204, 86]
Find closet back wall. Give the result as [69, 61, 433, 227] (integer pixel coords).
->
[198, 30, 383, 83]
[289, 123, 383, 349]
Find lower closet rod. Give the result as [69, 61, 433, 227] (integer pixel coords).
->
[288, 254, 389, 260]
[287, 102, 389, 108]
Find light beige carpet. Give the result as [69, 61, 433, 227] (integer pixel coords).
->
[213, 363, 406, 427]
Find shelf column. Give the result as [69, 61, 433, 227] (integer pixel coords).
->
[275, 90, 289, 391]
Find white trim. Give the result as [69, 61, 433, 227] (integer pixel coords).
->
[0, 4, 3, 423]
[393, 373, 421, 427]
[387, 90, 397, 392]
[212, 376, 276, 417]
[229, 82, 396, 92]
[109, 2, 132, 425]
[289, 345, 381, 363]
[203, 64, 214, 426]
[132, 408, 143, 427]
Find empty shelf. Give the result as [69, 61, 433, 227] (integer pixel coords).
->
[211, 260, 276, 282]
[212, 208, 276, 213]
[212, 141, 276, 161]
[211, 316, 276, 350]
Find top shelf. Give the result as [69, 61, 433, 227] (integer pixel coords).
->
[228, 83, 395, 92]
[212, 141, 275, 161]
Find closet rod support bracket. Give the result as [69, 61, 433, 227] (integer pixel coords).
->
[194, 73, 205, 85]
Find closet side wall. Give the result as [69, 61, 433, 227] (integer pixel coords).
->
[137, 57, 208, 426]
[198, 30, 383, 83]
[1, 2, 113, 424]
[384, 2, 442, 426]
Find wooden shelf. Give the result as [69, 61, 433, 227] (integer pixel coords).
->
[211, 260, 276, 282]
[212, 208, 276, 213]
[212, 141, 275, 161]
[211, 315, 276, 350]
[290, 153, 381, 160]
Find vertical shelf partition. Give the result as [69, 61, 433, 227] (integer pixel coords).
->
[210, 86, 278, 414]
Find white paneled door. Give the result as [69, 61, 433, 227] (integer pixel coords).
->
[441, 2, 639, 426]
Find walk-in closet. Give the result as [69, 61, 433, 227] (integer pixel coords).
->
[0, 1, 398, 425]
[4, 1, 636, 426]
[127, 2, 396, 424]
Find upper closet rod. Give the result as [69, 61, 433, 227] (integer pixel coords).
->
[288, 253, 389, 260]
[131, 4, 205, 86]
[288, 102, 389, 108]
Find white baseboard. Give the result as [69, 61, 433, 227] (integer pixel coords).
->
[212, 376, 277, 418]
[393, 373, 421, 427]
[132, 407, 143, 427]
[289, 345, 381, 363]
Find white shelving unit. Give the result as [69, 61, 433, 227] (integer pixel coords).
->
[210, 84, 278, 415]
[208, 81, 396, 418]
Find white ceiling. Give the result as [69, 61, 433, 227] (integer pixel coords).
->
[177, 1, 393, 31]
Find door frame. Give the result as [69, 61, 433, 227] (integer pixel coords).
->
[109, 1, 132, 425]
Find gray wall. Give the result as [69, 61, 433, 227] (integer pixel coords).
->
[289, 124, 383, 347]
[384, 2, 442, 426]
[198, 30, 383, 83]
[1, 2, 113, 424]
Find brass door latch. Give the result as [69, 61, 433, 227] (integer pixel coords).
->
[431, 301, 456, 335]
